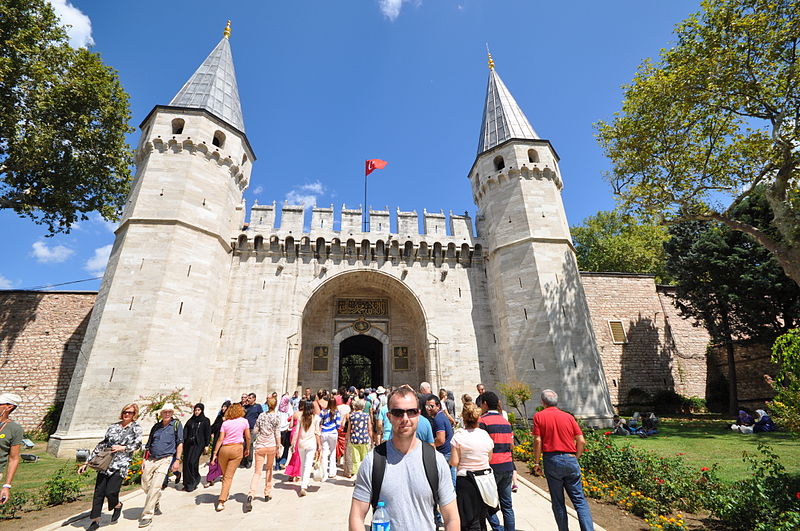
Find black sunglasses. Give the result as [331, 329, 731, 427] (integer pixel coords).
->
[389, 408, 420, 418]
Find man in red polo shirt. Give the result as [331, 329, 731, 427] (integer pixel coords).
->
[532, 389, 594, 531]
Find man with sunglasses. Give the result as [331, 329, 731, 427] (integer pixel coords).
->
[349, 387, 459, 530]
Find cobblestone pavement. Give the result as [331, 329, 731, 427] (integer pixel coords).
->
[36, 464, 603, 531]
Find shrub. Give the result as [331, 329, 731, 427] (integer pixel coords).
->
[681, 396, 706, 413]
[124, 451, 144, 485]
[38, 401, 64, 438]
[709, 443, 800, 530]
[497, 380, 532, 428]
[626, 387, 653, 405]
[769, 328, 800, 434]
[39, 464, 82, 506]
[0, 489, 30, 518]
[652, 390, 683, 414]
[138, 388, 193, 419]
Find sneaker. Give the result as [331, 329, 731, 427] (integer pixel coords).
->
[244, 495, 253, 513]
[299, 489, 307, 497]
[111, 503, 123, 523]
[154, 503, 162, 516]
[138, 519, 151, 528]
[264, 495, 272, 502]
[215, 501, 225, 512]
[88, 522, 100, 531]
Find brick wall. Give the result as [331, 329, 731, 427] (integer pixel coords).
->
[0, 291, 96, 431]
[580, 273, 709, 407]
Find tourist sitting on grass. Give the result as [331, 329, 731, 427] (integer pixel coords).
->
[612, 415, 630, 435]
[731, 409, 755, 433]
[753, 409, 776, 433]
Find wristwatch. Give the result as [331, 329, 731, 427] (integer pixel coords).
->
[2, 484, 11, 489]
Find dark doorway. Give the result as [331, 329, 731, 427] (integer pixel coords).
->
[339, 335, 383, 389]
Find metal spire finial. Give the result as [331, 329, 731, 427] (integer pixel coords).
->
[486, 43, 494, 70]
[223, 20, 231, 39]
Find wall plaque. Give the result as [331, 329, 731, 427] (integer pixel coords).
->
[393, 346, 410, 371]
[312, 346, 329, 372]
[336, 298, 388, 316]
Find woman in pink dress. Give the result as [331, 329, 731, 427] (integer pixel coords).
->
[283, 401, 304, 480]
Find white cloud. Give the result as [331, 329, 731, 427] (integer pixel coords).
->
[85, 244, 112, 275]
[48, 0, 94, 48]
[31, 241, 74, 264]
[0, 274, 12, 289]
[252, 185, 264, 195]
[285, 181, 325, 209]
[378, 0, 405, 20]
[91, 213, 117, 233]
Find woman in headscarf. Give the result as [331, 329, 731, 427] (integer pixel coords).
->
[753, 409, 776, 433]
[182, 403, 210, 492]
[276, 393, 292, 469]
[210, 400, 231, 451]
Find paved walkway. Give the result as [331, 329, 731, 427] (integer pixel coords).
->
[36, 464, 604, 531]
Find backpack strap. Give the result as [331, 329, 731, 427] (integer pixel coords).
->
[370, 442, 388, 510]
[421, 442, 440, 509]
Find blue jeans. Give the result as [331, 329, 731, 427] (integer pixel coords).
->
[543, 453, 594, 531]
[441, 451, 457, 486]
[487, 469, 514, 531]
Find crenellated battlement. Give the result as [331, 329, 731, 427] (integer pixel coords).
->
[137, 136, 250, 191]
[235, 202, 484, 266]
[470, 162, 562, 204]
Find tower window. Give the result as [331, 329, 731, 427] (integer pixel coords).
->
[528, 149, 539, 163]
[212, 130, 226, 148]
[171, 118, 185, 135]
[493, 155, 505, 171]
[242, 153, 248, 164]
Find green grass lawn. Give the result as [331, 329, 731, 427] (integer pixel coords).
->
[613, 417, 800, 482]
[13, 444, 94, 493]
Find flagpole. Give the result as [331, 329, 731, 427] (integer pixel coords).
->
[364, 173, 368, 232]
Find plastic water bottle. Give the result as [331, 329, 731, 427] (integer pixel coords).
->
[371, 501, 390, 531]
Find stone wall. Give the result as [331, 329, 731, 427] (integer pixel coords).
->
[580, 274, 709, 407]
[707, 340, 776, 411]
[0, 291, 95, 430]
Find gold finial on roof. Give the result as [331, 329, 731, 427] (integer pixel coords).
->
[486, 43, 494, 70]
[223, 20, 231, 39]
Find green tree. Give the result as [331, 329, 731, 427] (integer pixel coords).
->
[0, 0, 133, 234]
[571, 210, 671, 283]
[769, 328, 800, 434]
[597, 0, 800, 286]
[665, 191, 800, 414]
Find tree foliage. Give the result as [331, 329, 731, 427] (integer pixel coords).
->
[571, 210, 671, 283]
[665, 190, 800, 413]
[0, 0, 133, 233]
[597, 0, 800, 286]
[769, 328, 800, 434]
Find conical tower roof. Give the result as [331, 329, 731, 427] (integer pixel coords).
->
[477, 62, 538, 154]
[169, 24, 245, 132]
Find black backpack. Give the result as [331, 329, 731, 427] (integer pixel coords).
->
[369, 441, 440, 511]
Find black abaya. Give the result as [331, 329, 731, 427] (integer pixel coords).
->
[182, 403, 211, 491]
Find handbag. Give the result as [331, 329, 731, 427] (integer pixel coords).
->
[87, 447, 114, 472]
[470, 469, 499, 509]
[312, 457, 324, 482]
[206, 460, 222, 483]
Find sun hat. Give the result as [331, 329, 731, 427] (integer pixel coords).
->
[377, 386, 386, 394]
[159, 403, 176, 415]
[0, 393, 21, 407]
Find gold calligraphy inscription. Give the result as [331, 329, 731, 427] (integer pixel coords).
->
[393, 346, 410, 371]
[336, 299, 388, 316]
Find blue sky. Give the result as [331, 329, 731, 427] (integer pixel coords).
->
[1, 0, 701, 291]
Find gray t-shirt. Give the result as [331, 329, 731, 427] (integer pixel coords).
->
[353, 440, 456, 530]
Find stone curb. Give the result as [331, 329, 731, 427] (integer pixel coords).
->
[516, 474, 608, 531]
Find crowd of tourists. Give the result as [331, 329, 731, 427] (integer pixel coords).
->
[0, 384, 595, 531]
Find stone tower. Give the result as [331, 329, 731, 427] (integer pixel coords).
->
[48, 24, 255, 456]
[469, 55, 613, 422]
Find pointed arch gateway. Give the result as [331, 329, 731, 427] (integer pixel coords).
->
[296, 270, 431, 391]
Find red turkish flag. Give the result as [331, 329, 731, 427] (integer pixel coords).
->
[365, 159, 388, 176]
